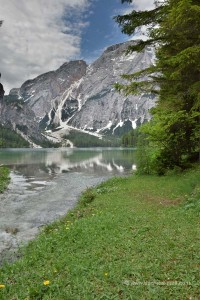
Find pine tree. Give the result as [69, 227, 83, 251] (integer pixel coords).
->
[115, 0, 200, 174]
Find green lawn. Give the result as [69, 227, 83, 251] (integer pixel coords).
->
[0, 166, 10, 193]
[0, 167, 200, 299]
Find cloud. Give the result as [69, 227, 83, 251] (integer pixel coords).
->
[116, 0, 156, 41]
[117, 0, 155, 15]
[0, 0, 90, 93]
[132, 0, 155, 11]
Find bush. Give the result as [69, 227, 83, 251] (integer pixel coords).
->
[79, 187, 96, 206]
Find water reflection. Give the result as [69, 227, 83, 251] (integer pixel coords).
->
[0, 148, 136, 262]
[0, 148, 136, 177]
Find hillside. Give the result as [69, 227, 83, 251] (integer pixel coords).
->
[0, 41, 156, 147]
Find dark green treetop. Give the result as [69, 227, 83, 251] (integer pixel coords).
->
[115, 0, 200, 174]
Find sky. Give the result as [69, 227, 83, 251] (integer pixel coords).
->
[0, 0, 154, 94]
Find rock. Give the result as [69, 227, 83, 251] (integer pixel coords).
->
[3, 40, 157, 145]
[11, 60, 87, 123]
[64, 41, 156, 135]
[0, 83, 5, 100]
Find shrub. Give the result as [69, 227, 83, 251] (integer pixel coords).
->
[79, 187, 96, 206]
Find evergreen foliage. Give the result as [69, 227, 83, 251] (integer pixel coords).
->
[65, 131, 121, 148]
[30, 136, 61, 148]
[0, 125, 29, 148]
[115, 0, 200, 174]
[121, 128, 139, 147]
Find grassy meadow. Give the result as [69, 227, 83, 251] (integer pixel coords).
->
[0, 167, 200, 299]
[0, 166, 10, 193]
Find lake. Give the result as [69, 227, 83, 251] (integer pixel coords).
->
[0, 148, 136, 263]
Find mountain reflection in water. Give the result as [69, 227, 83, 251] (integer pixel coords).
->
[0, 148, 136, 178]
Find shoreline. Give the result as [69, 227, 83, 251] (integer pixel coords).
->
[0, 170, 113, 266]
[0, 167, 200, 298]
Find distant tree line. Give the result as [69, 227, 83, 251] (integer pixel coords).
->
[0, 125, 30, 148]
[30, 136, 61, 148]
[121, 128, 140, 147]
[65, 131, 121, 148]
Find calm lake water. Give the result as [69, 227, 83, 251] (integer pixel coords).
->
[0, 147, 136, 177]
[0, 148, 136, 263]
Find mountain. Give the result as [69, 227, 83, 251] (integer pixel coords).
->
[2, 40, 156, 146]
[0, 89, 45, 147]
[65, 41, 156, 136]
[9, 60, 87, 126]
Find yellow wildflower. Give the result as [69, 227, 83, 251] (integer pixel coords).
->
[104, 273, 108, 276]
[43, 280, 50, 285]
[0, 284, 5, 288]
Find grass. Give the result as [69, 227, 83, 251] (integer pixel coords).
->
[0, 167, 200, 299]
[0, 166, 10, 193]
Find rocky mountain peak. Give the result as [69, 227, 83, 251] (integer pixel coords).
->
[104, 43, 124, 53]
[8, 60, 87, 123]
[1, 40, 157, 146]
[64, 40, 156, 135]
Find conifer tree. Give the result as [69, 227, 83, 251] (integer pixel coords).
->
[115, 0, 200, 174]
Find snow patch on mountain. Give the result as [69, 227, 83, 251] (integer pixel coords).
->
[6, 40, 156, 143]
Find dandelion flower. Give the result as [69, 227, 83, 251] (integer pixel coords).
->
[0, 284, 5, 288]
[104, 273, 108, 276]
[43, 280, 50, 285]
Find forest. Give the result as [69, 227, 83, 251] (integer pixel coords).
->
[0, 124, 29, 148]
[116, 0, 200, 174]
[64, 130, 121, 147]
